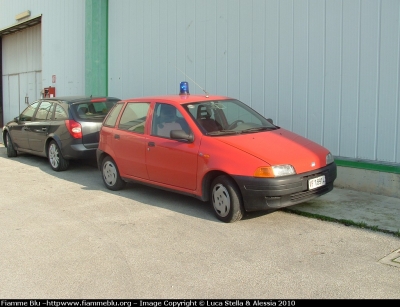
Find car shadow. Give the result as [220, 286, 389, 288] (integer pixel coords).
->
[0, 144, 276, 223]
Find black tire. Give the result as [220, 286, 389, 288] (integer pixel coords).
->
[211, 175, 244, 223]
[6, 133, 17, 157]
[101, 156, 126, 191]
[48, 140, 69, 171]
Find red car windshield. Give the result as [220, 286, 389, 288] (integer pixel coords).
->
[183, 99, 277, 135]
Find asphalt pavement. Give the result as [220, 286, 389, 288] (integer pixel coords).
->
[1, 142, 399, 235]
[0, 142, 399, 298]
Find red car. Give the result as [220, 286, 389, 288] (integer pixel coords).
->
[97, 82, 336, 222]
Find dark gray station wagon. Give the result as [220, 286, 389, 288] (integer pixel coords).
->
[2, 96, 120, 171]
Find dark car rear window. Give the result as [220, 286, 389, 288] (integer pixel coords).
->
[72, 98, 119, 121]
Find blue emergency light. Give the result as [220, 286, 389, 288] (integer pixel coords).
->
[179, 81, 190, 95]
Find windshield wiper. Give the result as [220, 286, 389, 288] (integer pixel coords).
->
[241, 126, 277, 134]
[207, 130, 239, 136]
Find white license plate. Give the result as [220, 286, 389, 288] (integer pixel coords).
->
[308, 175, 326, 190]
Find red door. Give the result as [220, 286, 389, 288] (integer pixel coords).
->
[145, 135, 199, 191]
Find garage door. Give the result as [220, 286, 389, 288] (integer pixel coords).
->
[2, 23, 42, 125]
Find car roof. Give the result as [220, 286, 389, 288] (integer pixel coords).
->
[43, 96, 120, 103]
[121, 94, 233, 106]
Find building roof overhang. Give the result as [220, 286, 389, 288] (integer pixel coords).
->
[0, 15, 41, 37]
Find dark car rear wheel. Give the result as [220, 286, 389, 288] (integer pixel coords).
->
[101, 156, 126, 191]
[6, 133, 17, 157]
[211, 175, 244, 223]
[48, 140, 69, 171]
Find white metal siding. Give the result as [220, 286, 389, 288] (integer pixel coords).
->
[40, 0, 86, 95]
[1, 0, 399, 165]
[108, 0, 400, 164]
[0, 0, 86, 98]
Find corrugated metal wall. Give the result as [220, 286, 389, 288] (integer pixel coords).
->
[108, 0, 400, 165]
[1, 0, 399, 165]
[0, 0, 86, 101]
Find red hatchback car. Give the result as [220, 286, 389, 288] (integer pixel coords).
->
[97, 82, 336, 222]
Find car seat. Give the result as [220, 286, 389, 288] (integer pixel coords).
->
[78, 107, 88, 116]
[156, 104, 182, 137]
[196, 105, 220, 132]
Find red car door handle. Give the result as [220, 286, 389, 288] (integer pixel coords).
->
[114, 134, 120, 139]
[148, 142, 155, 147]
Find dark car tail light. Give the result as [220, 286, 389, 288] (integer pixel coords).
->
[65, 120, 82, 139]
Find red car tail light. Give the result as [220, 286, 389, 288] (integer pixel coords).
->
[90, 98, 107, 102]
[65, 119, 82, 139]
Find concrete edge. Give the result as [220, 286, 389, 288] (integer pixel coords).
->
[335, 166, 400, 198]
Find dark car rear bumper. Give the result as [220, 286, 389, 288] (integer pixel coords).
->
[233, 162, 337, 212]
[61, 143, 98, 159]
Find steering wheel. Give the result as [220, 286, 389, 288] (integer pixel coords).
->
[227, 120, 244, 130]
